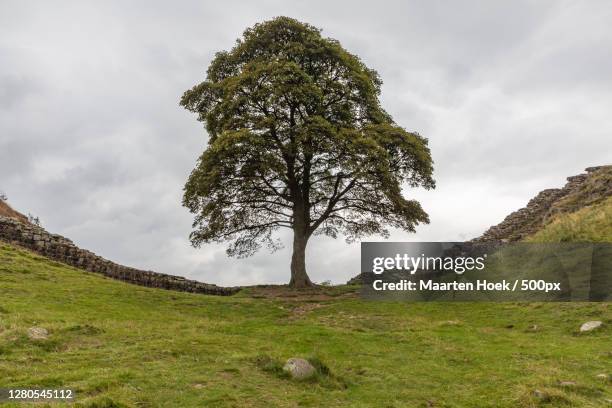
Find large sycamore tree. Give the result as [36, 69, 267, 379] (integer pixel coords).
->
[181, 17, 435, 287]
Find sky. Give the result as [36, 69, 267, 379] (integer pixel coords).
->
[1, 0, 611, 286]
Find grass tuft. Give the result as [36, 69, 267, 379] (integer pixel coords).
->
[253, 354, 289, 379]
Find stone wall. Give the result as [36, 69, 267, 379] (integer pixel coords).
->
[473, 165, 612, 243]
[0, 216, 240, 296]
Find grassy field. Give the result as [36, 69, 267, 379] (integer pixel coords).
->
[0, 243, 610, 407]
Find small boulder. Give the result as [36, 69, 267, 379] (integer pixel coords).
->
[27, 327, 48, 340]
[283, 358, 315, 380]
[579, 321, 602, 332]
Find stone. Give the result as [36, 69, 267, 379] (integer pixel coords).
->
[282, 358, 316, 380]
[27, 327, 48, 340]
[533, 389, 547, 399]
[559, 381, 576, 387]
[580, 321, 603, 332]
[0, 215, 240, 297]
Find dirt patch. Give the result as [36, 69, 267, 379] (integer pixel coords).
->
[288, 302, 325, 320]
[241, 285, 358, 302]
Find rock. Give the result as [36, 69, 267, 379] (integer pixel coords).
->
[347, 273, 366, 285]
[282, 358, 316, 380]
[580, 321, 603, 332]
[27, 327, 48, 340]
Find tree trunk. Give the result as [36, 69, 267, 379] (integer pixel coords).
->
[289, 230, 313, 288]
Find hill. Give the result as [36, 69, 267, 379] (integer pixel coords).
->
[1, 167, 611, 406]
[348, 165, 611, 285]
[0, 209, 237, 296]
[473, 165, 611, 243]
[0, 243, 610, 407]
[0, 201, 28, 224]
[527, 196, 612, 243]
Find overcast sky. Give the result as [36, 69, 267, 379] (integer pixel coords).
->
[1, 1, 610, 286]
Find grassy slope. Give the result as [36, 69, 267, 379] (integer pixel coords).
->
[0, 201, 28, 223]
[527, 196, 612, 243]
[0, 244, 610, 407]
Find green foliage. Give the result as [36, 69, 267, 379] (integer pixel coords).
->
[181, 17, 434, 258]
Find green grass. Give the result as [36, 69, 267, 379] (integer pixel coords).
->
[0, 244, 610, 407]
[527, 196, 612, 243]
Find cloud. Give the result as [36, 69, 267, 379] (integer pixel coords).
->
[1, 0, 611, 285]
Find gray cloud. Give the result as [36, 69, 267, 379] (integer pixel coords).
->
[1, 0, 611, 285]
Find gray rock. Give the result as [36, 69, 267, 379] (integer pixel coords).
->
[283, 358, 315, 380]
[27, 327, 48, 340]
[580, 321, 603, 332]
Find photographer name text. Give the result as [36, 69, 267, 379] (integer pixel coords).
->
[372, 279, 562, 293]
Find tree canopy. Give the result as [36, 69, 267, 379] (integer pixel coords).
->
[181, 17, 435, 286]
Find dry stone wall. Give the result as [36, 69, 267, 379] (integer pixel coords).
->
[0, 216, 240, 296]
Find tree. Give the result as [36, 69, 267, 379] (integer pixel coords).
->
[181, 17, 435, 287]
